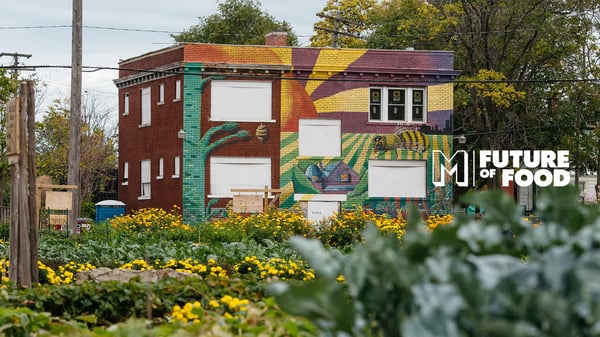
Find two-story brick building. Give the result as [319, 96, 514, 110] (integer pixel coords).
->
[114, 33, 460, 223]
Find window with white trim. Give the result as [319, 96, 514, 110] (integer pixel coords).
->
[157, 158, 164, 179]
[140, 87, 151, 126]
[368, 160, 426, 198]
[298, 119, 341, 157]
[122, 162, 129, 185]
[210, 157, 271, 197]
[369, 87, 426, 123]
[140, 160, 151, 199]
[174, 80, 181, 101]
[172, 156, 180, 178]
[123, 93, 129, 115]
[158, 83, 164, 104]
[211, 81, 272, 122]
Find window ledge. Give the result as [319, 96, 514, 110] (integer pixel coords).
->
[209, 119, 276, 123]
[366, 121, 426, 125]
[156, 176, 164, 180]
[122, 113, 129, 116]
[121, 182, 129, 186]
[138, 196, 151, 200]
[296, 156, 342, 160]
[138, 123, 151, 128]
[172, 98, 181, 102]
[171, 175, 180, 179]
[157, 101, 164, 105]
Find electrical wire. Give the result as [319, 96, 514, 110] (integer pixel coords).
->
[1, 65, 599, 84]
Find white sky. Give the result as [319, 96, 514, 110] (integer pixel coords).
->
[0, 0, 324, 118]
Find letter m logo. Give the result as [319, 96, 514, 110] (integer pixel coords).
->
[432, 150, 469, 187]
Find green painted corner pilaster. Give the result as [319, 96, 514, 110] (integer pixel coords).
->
[181, 62, 205, 224]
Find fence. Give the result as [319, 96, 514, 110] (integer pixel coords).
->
[0, 207, 9, 224]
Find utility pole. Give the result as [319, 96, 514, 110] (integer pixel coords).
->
[68, 0, 82, 230]
[0, 52, 32, 83]
[314, 12, 362, 48]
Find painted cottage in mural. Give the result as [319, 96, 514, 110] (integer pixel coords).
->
[115, 33, 460, 223]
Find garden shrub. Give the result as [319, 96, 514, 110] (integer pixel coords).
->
[317, 206, 406, 248]
[270, 186, 600, 337]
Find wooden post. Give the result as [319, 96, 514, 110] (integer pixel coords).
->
[25, 81, 38, 283]
[8, 81, 38, 287]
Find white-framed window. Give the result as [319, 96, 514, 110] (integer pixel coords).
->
[157, 158, 164, 179]
[140, 87, 151, 126]
[209, 157, 271, 198]
[368, 160, 426, 198]
[369, 87, 426, 123]
[123, 93, 130, 116]
[172, 156, 180, 178]
[158, 83, 164, 104]
[140, 160, 151, 199]
[174, 80, 181, 101]
[210, 80, 272, 122]
[298, 119, 341, 157]
[122, 162, 129, 185]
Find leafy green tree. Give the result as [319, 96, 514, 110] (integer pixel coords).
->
[36, 96, 117, 206]
[366, 0, 462, 50]
[172, 0, 297, 45]
[0, 69, 18, 206]
[311, 0, 375, 48]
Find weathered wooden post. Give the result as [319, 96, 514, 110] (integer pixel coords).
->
[7, 81, 38, 287]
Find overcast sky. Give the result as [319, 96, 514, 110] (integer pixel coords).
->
[0, 0, 324, 117]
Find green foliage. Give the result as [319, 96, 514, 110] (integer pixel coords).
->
[366, 0, 463, 50]
[172, 0, 297, 45]
[311, 0, 375, 48]
[271, 187, 600, 337]
[0, 307, 52, 337]
[35, 97, 117, 203]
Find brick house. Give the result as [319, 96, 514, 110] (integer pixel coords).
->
[114, 34, 460, 223]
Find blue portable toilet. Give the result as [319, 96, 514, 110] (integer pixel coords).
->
[95, 200, 126, 223]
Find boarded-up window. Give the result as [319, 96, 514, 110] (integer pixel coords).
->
[140, 160, 151, 199]
[298, 119, 341, 157]
[141, 87, 151, 125]
[210, 157, 271, 197]
[211, 81, 272, 122]
[368, 160, 426, 198]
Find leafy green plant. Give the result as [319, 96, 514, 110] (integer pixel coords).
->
[270, 187, 600, 337]
[0, 307, 51, 337]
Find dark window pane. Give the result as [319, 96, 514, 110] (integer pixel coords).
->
[389, 105, 405, 120]
[370, 88, 381, 103]
[413, 90, 423, 104]
[370, 105, 381, 120]
[389, 89, 404, 104]
[412, 106, 423, 121]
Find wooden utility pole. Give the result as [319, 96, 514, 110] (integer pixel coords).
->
[8, 81, 38, 287]
[314, 12, 362, 48]
[68, 0, 82, 229]
[0, 52, 32, 82]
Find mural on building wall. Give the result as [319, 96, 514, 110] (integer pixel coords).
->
[372, 129, 430, 155]
[184, 45, 455, 216]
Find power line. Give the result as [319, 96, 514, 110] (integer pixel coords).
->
[0, 24, 315, 38]
[2, 64, 598, 84]
[0, 24, 577, 40]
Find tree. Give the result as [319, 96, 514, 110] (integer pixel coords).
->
[364, 0, 600, 194]
[172, 0, 298, 46]
[0, 69, 18, 207]
[366, 0, 462, 50]
[36, 96, 117, 209]
[311, 0, 375, 48]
